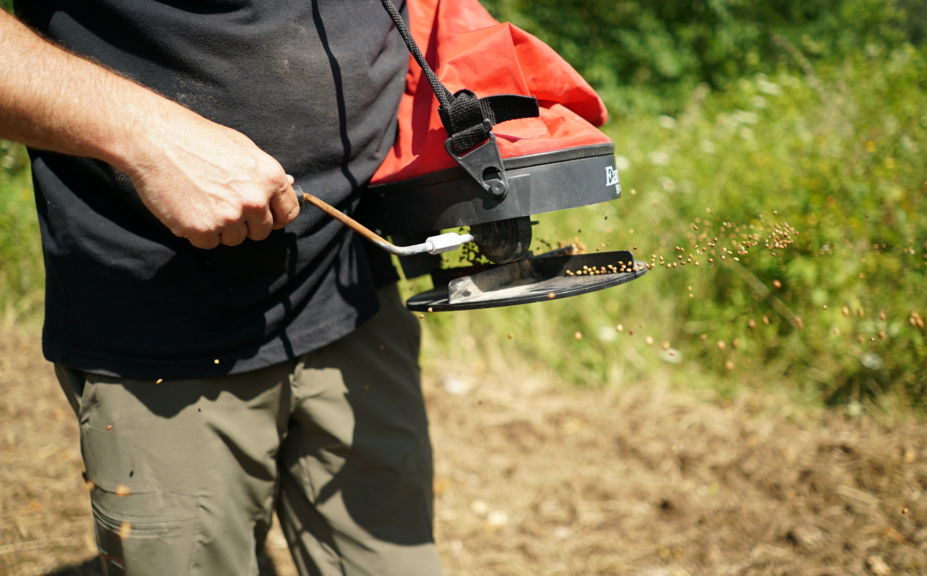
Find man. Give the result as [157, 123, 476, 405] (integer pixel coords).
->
[0, 1, 442, 574]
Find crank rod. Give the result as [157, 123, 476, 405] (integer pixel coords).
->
[294, 185, 473, 257]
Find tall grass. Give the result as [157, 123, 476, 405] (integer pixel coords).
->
[412, 45, 927, 409]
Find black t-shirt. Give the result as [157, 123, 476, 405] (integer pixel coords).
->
[14, 0, 406, 378]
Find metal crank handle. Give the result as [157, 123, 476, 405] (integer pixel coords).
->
[293, 184, 473, 256]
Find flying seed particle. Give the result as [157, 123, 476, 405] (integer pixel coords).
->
[547, 292, 556, 300]
[772, 279, 782, 289]
[574, 331, 583, 341]
[507, 333, 514, 339]
[155, 378, 164, 384]
[119, 522, 132, 540]
[115, 485, 131, 496]
[213, 359, 220, 365]
[104, 424, 113, 431]
[842, 306, 851, 317]
[616, 324, 624, 332]
[645, 336, 654, 346]
[910, 311, 925, 330]
[724, 360, 735, 371]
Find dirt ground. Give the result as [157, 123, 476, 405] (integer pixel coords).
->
[1, 329, 926, 576]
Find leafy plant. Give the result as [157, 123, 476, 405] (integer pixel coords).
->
[414, 45, 927, 408]
[482, 0, 917, 113]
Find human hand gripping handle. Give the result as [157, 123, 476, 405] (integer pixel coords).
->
[124, 110, 301, 249]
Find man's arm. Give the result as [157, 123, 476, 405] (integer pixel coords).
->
[0, 10, 299, 248]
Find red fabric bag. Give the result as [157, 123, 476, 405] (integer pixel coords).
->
[370, 0, 612, 185]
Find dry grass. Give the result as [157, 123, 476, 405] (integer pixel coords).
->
[1, 329, 925, 576]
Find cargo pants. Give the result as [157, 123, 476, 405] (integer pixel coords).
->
[55, 285, 442, 576]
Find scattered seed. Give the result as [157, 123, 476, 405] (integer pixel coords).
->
[910, 311, 925, 330]
[119, 522, 132, 540]
[115, 485, 131, 496]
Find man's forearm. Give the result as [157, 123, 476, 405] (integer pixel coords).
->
[0, 10, 181, 172]
[0, 10, 300, 248]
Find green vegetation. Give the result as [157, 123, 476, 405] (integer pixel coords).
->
[1, 1, 925, 408]
[414, 1, 927, 409]
[0, 142, 41, 325]
[482, 0, 926, 113]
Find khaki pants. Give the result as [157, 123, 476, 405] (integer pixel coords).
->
[56, 285, 441, 576]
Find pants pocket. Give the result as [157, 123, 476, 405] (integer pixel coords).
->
[92, 486, 200, 576]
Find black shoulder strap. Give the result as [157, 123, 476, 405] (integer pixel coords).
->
[379, 0, 540, 198]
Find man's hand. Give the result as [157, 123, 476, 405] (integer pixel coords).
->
[125, 111, 300, 249]
[0, 10, 299, 249]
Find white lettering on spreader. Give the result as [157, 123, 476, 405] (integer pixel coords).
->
[605, 166, 619, 190]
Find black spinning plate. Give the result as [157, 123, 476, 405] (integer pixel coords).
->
[406, 250, 647, 311]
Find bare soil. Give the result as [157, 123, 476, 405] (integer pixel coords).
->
[1, 330, 925, 576]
